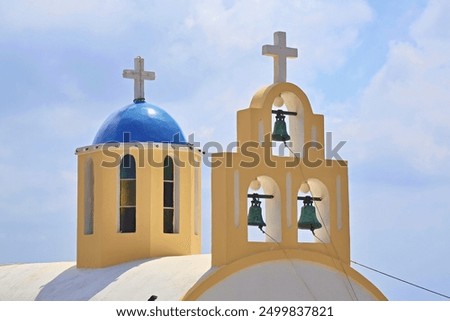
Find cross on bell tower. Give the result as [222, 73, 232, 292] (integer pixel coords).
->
[262, 31, 298, 83]
[123, 56, 156, 103]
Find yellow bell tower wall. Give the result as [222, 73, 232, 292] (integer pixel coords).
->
[76, 144, 202, 268]
[211, 82, 350, 267]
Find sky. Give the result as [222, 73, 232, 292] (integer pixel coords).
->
[0, 0, 449, 301]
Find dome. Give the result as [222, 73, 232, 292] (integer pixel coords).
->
[93, 101, 186, 144]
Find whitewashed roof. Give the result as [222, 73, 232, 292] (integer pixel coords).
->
[0, 254, 211, 301]
[0, 254, 381, 301]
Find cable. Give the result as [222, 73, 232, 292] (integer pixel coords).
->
[283, 141, 359, 300]
[351, 260, 450, 300]
[278, 126, 449, 301]
[258, 226, 318, 300]
[258, 226, 278, 243]
[313, 233, 325, 243]
[308, 177, 450, 300]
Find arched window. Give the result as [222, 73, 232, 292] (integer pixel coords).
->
[270, 93, 304, 157]
[84, 158, 94, 235]
[194, 166, 200, 235]
[163, 156, 175, 233]
[120, 154, 136, 233]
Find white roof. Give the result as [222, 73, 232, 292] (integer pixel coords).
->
[0, 254, 211, 301]
[0, 254, 381, 301]
[197, 259, 377, 300]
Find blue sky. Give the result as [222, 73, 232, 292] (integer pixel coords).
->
[0, 0, 449, 300]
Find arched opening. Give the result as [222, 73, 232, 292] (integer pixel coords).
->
[271, 92, 304, 157]
[163, 156, 179, 233]
[282, 91, 304, 156]
[247, 176, 281, 242]
[84, 158, 94, 235]
[297, 179, 330, 243]
[194, 166, 200, 235]
[119, 154, 136, 233]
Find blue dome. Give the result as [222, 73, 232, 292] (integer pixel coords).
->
[93, 101, 186, 144]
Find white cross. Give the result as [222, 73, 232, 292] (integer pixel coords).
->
[262, 31, 298, 83]
[123, 56, 155, 101]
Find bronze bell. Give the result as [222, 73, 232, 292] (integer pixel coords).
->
[272, 110, 291, 142]
[298, 196, 322, 231]
[248, 197, 266, 228]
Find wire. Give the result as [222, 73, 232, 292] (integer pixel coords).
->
[258, 226, 318, 300]
[351, 260, 450, 300]
[283, 141, 359, 300]
[308, 172, 450, 300]
[280, 131, 450, 300]
[313, 233, 325, 243]
[258, 226, 278, 243]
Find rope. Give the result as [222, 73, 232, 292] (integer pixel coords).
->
[283, 141, 359, 300]
[285, 141, 450, 300]
[258, 226, 318, 300]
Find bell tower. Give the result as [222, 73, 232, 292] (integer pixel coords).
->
[182, 31, 385, 301]
[210, 31, 350, 266]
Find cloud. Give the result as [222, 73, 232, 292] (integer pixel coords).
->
[0, 0, 137, 34]
[0, 1, 420, 271]
[157, 0, 374, 150]
[180, 0, 372, 72]
[340, 0, 450, 180]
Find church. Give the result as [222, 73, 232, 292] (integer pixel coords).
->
[0, 32, 386, 301]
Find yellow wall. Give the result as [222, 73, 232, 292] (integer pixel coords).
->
[211, 152, 350, 266]
[211, 82, 350, 266]
[76, 144, 201, 268]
